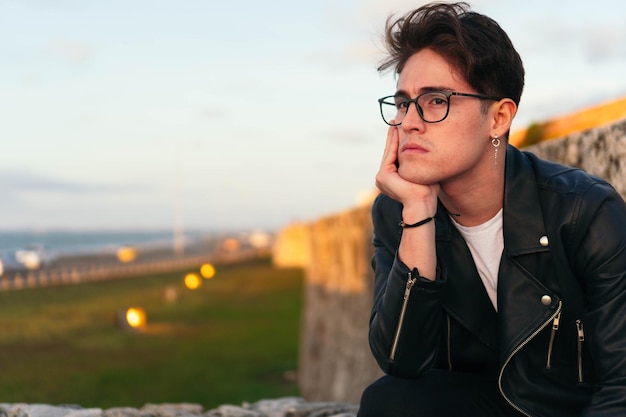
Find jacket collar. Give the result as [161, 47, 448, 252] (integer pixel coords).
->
[434, 145, 548, 252]
[502, 145, 550, 255]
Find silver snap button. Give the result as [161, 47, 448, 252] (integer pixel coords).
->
[541, 295, 552, 306]
[539, 236, 549, 247]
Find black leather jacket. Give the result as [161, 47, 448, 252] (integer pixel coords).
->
[368, 145, 626, 417]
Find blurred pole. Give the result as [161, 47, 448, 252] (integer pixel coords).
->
[173, 143, 185, 255]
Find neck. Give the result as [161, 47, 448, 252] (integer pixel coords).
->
[439, 161, 505, 227]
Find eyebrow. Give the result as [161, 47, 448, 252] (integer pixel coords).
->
[394, 86, 454, 97]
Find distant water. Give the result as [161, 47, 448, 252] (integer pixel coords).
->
[0, 230, 208, 257]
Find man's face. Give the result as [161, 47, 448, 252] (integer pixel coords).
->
[394, 48, 495, 188]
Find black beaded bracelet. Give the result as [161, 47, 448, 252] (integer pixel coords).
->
[398, 216, 435, 228]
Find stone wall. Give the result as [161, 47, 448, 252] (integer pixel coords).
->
[523, 118, 626, 197]
[0, 398, 359, 417]
[285, 117, 626, 404]
[295, 205, 383, 404]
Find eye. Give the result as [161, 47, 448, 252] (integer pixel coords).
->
[393, 98, 410, 110]
[424, 93, 448, 106]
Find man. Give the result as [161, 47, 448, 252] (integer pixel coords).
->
[357, 3, 626, 417]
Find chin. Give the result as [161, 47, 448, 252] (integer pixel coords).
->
[398, 165, 438, 185]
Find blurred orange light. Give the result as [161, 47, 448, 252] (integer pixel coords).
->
[223, 238, 240, 252]
[184, 273, 202, 290]
[117, 246, 137, 263]
[200, 263, 216, 279]
[126, 307, 147, 328]
[164, 286, 178, 303]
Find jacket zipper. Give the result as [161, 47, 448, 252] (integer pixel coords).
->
[389, 271, 417, 361]
[576, 319, 585, 383]
[498, 301, 562, 417]
[446, 314, 452, 370]
[546, 310, 561, 369]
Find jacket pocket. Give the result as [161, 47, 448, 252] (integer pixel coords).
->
[545, 313, 586, 383]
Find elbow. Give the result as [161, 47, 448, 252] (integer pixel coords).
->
[369, 324, 435, 378]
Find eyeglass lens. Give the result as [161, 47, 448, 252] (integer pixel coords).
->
[380, 92, 450, 125]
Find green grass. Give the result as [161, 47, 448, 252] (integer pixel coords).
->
[0, 256, 304, 409]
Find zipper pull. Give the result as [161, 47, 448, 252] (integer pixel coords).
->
[546, 311, 561, 370]
[576, 320, 585, 342]
[576, 320, 585, 383]
[404, 269, 417, 300]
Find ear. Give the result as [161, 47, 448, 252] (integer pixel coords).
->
[491, 98, 517, 137]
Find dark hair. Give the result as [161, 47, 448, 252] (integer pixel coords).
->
[378, 2, 524, 106]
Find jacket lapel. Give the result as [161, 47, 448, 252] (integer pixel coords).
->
[497, 146, 560, 359]
[436, 208, 498, 351]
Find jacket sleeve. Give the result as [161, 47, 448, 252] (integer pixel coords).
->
[575, 184, 626, 416]
[367, 193, 446, 377]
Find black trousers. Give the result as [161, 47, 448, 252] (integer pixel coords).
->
[357, 370, 524, 417]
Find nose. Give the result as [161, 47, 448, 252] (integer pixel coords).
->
[401, 100, 425, 130]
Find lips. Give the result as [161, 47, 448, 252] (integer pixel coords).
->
[401, 143, 428, 154]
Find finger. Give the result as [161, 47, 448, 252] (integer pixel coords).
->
[381, 125, 399, 168]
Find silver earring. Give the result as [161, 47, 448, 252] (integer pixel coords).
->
[491, 134, 501, 165]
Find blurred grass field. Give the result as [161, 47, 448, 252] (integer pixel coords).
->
[0, 256, 303, 409]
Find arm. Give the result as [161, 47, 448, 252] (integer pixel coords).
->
[367, 125, 446, 377]
[575, 185, 626, 416]
[368, 195, 446, 377]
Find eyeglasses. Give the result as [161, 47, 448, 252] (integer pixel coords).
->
[378, 91, 502, 126]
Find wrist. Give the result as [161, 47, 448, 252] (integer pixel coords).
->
[402, 203, 437, 225]
[399, 216, 435, 228]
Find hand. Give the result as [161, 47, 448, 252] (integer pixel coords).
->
[377, 125, 439, 281]
[375, 125, 440, 210]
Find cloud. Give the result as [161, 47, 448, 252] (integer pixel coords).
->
[325, 129, 375, 145]
[45, 40, 93, 66]
[582, 27, 626, 63]
[0, 170, 149, 196]
[512, 15, 626, 64]
[202, 107, 226, 120]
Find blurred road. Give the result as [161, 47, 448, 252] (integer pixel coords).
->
[0, 243, 268, 291]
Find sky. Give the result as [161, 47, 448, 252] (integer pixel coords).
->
[2, 0, 626, 233]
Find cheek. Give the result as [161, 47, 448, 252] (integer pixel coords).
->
[446, 117, 491, 153]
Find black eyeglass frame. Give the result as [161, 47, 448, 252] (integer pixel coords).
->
[378, 91, 503, 126]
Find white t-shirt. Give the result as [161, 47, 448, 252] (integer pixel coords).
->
[451, 209, 504, 311]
